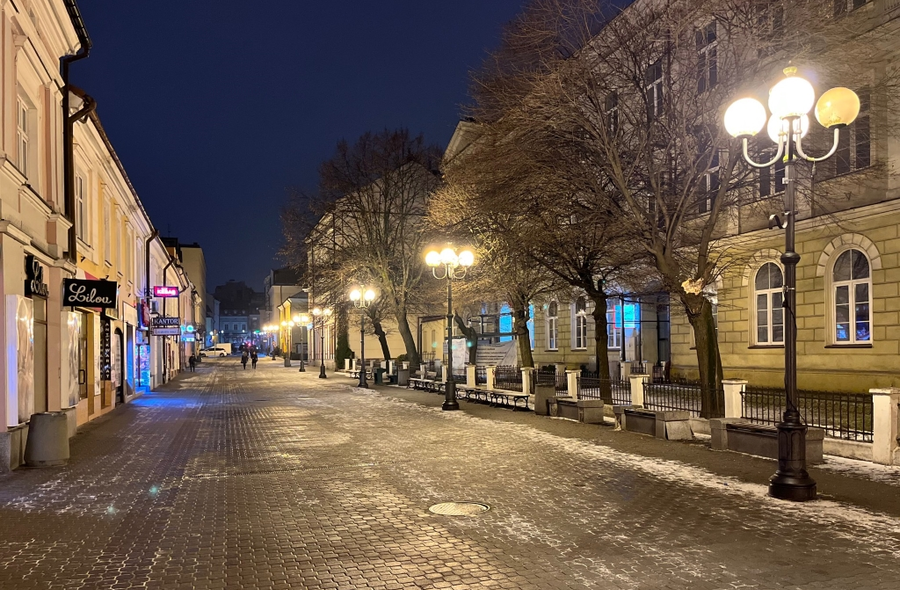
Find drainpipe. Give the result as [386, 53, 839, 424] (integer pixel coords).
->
[61, 0, 92, 262]
[144, 229, 159, 297]
[160, 256, 176, 382]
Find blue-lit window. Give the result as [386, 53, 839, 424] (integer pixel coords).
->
[499, 304, 512, 342]
[528, 304, 535, 350]
[832, 249, 871, 344]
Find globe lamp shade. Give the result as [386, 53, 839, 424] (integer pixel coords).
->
[364, 289, 376, 302]
[324, 308, 332, 316]
[815, 87, 860, 128]
[768, 73, 815, 119]
[766, 113, 809, 144]
[440, 248, 458, 266]
[425, 250, 441, 267]
[349, 288, 361, 301]
[312, 308, 321, 316]
[458, 250, 474, 267]
[724, 97, 767, 138]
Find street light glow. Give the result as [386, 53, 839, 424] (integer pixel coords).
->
[815, 87, 861, 128]
[768, 70, 815, 118]
[723, 97, 766, 138]
[425, 250, 441, 267]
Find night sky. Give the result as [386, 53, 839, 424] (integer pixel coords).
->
[74, 0, 527, 291]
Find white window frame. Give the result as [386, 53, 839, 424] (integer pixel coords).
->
[103, 198, 112, 263]
[830, 248, 873, 345]
[546, 301, 558, 350]
[752, 262, 785, 346]
[572, 297, 588, 350]
[645, 59, 664, 119]
[607, 300, 621, 350]
[699, 149, 720, 214]
[75, 173, 87, 242]
[16, 97, 29, 175]
[696, 21, 717, 94]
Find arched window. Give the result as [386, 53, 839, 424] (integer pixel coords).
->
[832, 249, 871, 343]
[573, 296, 588, 349]
[754, 262, 784, 345]
[547, 301, 558, 350]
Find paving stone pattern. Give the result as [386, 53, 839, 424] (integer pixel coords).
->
[1, 360, 899, 589]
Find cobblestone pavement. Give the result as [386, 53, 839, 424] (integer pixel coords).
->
[1, 360, 899, 589]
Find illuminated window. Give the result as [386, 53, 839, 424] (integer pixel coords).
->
[547, 301, 558, 350]
[832, 249, 871, 344]
[573, 297, 588, 349]
[753, 262, 784, 345]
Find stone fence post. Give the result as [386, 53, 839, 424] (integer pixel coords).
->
[871, 388, 900, 465]
[566, 370, 579, 399]
[521, 367, 535, 396]
[466, 364, 477, 388]
[486, 366, 496, 391]
[629, 374, 647, 407]
[620, 361, 632, 381]
[722, 380, 747, 418]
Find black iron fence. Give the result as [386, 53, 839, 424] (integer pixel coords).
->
[494, 365, 523, 392]
[643, 380, 711, 417]
[580, 376, 631, 405]
[451, 370, 467, 384]
[741, 386, 874, 442]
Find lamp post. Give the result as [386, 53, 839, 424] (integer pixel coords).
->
[349, 286, 377, 388]
[293, 314, 310, 372]
[724, 67, 860, 502]
[425, 246, 474, 411]
[311, 307, 332, 379]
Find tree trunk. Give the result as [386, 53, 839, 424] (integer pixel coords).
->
[511, 297, 534, 368]
[334, 306, 352, 371]
[394, 307, 419, 369]
[589, 291, 612, 403]
[453, 312, 478, 365]
[685, 295, 724, 419]
[371, 318, 392, 361]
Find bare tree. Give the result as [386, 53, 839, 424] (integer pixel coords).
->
[282, 129, 442, 369]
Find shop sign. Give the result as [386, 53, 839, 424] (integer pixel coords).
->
[139, 299, 151, 329]
[182, 334, 196, 342]
[25, 255, 49, 297]
[63, 279, 118, 309]
[100, 317, 112, 381]
[153, 286, 179, 298]
[151, 316, 181, 336]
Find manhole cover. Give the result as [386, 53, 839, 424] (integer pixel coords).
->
[428, 502, 490, 516]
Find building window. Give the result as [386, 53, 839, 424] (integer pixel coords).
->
[573, 297, 588, 349]
[16, 98, 29, 175]
[644, 59, 664, 119]
[103, 199, 111, 263]
[696, 22, 717, 94]
[699, 149, 720, 214]
[607, 300, 621, 349]
[754, 262, 784, 345]
[832, 249, 871, 344]
[757, 137, 785, 198]
[547, 301, 558, 350]
[75, 174, 87, 241]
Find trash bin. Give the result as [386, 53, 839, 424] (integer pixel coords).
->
[374, 367, 387, 385]
[24, 412, 69, 467]
[397, 368, 410, 386]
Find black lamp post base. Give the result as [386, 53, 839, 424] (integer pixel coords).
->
[442, 399, 459, 411]
[358, 378, 368, 388]
[442, 382, 459, 411]
[318, 364, 327, 379]
[769, 422, 817, 501]
[298, 360, 305, 372]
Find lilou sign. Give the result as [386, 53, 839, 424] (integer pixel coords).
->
[63, 279, 118, 309]
[153, 285, 179, 298]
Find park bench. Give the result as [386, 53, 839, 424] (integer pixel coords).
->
[711, 419, 824, 464]
[457, 384, 529, 410]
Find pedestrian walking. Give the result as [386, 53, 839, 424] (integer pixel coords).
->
[241, 351, 249, 370]
[251, 351, 258, 369]
[188, 354, 196, 372]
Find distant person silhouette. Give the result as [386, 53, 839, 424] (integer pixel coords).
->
[241, 351, 249, 370]
[251, 351, 258, 369]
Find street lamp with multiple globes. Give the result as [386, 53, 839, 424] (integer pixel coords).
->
[724, 67, 860, 502]
[349, 286, 377, 388]
[293, 314, 310, 372]
[425, 246, 474, 411]
[311, 307, 333, 379]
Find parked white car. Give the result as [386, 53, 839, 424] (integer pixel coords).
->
[199, 347, 228, 358]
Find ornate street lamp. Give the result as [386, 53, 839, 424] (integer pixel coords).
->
[311, 307, 333, 379]
[293, 314, 310, 372]
[724, 67, 860, 502]
[349, 286, 377, 388]
[425, 246, 475, 411]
